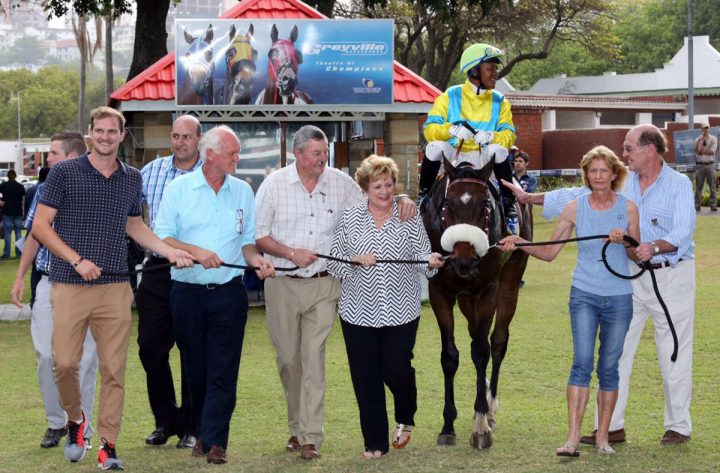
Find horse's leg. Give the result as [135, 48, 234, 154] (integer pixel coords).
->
[487, 252, 529, 429]
[460, 291, 495, 449]
[429, 280, 459, 446]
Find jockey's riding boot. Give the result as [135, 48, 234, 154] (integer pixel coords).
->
[493, 158, 519, 235]
[418, 157, 442, 202]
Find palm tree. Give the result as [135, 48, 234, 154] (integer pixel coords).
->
[72, 13, 102, 132]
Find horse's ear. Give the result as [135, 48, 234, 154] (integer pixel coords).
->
[228, 24, 236, 41]
[248, 24, 254, 37]
[478, 158, 494, 181]
[205, 24, 214, 43]
[443, 157, 456, 181]
[183, 27, 194, 45]
[290, 25, 298, 43]
[271, 24, 278, 42]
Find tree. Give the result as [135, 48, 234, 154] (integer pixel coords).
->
[340, 0, 617, 91]
[0, 35, 47, 66]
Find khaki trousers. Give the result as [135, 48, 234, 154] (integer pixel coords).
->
[265, 276, 341, 447]
[51, 282, 133, 444]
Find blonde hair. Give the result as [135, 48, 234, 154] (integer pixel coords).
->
[354, 154, 399, 191]
[580, 145, 627, 192]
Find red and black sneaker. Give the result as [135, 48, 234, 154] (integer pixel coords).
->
[98, 438, 125, 470]
[64, 411, 87, 462]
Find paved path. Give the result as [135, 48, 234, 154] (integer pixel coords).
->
[0, 303, 31, 321]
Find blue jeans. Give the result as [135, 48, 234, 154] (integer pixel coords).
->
[170, 276, 248, 451]
[2, 214, 23, 258]
[568, 286, 632, 391]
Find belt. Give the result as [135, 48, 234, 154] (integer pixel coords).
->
[37, 270, 49, 277]
[640, 258, 683, 270]
[287, 271, 330, 279]
[696, 161, 716, 165]
[173, 275, 244, 290]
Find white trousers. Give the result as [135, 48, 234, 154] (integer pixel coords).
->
[31, 276, 98, 432]
[594, 260, 695, 436]
[425, 141, 494, 168]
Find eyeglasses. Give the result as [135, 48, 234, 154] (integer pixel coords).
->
[623, 144, 647, 153]
[235, 209, 244, 234]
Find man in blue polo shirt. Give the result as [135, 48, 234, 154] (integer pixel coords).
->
[154, 125, 275, 465]
[31, 106, 194, 470]
[136, 115, 203, 449]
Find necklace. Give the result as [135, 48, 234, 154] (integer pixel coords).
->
[370, 208, 392, 221]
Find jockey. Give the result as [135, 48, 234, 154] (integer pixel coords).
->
[421, 42, 519, 235]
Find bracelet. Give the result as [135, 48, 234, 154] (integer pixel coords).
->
[73, 257, 84, 268]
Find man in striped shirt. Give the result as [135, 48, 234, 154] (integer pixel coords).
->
[502, 124, 696, 446]
[136, 115, 203, 449]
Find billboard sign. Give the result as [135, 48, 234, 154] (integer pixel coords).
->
[175, 19, 394, 108]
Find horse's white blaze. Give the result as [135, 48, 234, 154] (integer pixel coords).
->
[460, 192, 472, 205]
[441, 224, 489, 256]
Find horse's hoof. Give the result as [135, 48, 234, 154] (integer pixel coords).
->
[436, 434, 457, 446]
[470, 431, 493, 450]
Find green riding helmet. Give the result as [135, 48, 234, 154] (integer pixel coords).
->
[460, 43, 503, 75]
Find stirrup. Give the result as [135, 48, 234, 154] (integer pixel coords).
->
[392, 424, 413, 449]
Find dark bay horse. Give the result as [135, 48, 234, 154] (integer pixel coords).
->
[216, 23, 257, 105]
[178, 24, 215, 105]
[422, 157, 532, 449]
[255, 24, 313, 105]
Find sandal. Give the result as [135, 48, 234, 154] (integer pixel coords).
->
[362, 449, 383, 459]
[556, 443, 580, 457]
[596, 444, 615, 454]
[392, 424, 413, 449]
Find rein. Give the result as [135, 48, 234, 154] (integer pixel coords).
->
[515, 234, 679, 362]
[102, 261, 299, 277]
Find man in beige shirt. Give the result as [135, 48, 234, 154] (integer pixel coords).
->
[693, 123, 717, 211]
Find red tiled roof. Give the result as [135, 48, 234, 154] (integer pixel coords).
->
[111, 0, 440, 104]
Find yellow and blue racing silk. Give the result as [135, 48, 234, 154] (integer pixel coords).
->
[424, 79, 515, 153]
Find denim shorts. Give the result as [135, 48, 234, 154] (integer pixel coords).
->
[568, 286, 632, 391]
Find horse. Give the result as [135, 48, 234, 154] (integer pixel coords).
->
[178, 24, 215, 106]
[422, 157, 532, 449]
[255, 24, 313, 105]
[215, 23, 257, 105]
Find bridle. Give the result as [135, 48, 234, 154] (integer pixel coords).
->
[440, 177, 493, 236]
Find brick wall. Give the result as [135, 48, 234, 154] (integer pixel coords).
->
[512, 108, 543, 169]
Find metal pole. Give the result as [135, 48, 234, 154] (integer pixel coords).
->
[688, 0, 694, 130]
[16, 91, 21, 142]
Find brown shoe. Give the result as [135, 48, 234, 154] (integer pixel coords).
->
[661, 430, 691, 445]
[191, 438, 205, 457]
[286, 436, 301, 452]
[300, 443, 320, 460]
[207, 445, 228, 464]
[579, 428, 626, 445]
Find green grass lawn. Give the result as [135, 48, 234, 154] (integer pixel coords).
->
[0, 213, 718, 472]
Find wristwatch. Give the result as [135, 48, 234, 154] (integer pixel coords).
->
[651, 241, 660, 255]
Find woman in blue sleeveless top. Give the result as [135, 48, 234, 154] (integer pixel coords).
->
[499, 146, 640, 457]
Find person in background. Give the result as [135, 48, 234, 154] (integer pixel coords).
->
[0, 169, 25, 258]
[500, 146, 639, 456]
[25, 166, 50, 308]
[693, 123, 717, 211]
[327, 155, 443, 459]
[512, 149, 537, 193]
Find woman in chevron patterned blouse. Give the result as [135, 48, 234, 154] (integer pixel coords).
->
[328, 155, 444, 459]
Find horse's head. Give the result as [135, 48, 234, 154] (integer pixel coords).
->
[438, 158, 495, 278]
[183, 24, 215, 97]
[267, 24, 303, 98]
[226, 24, 257, 104]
